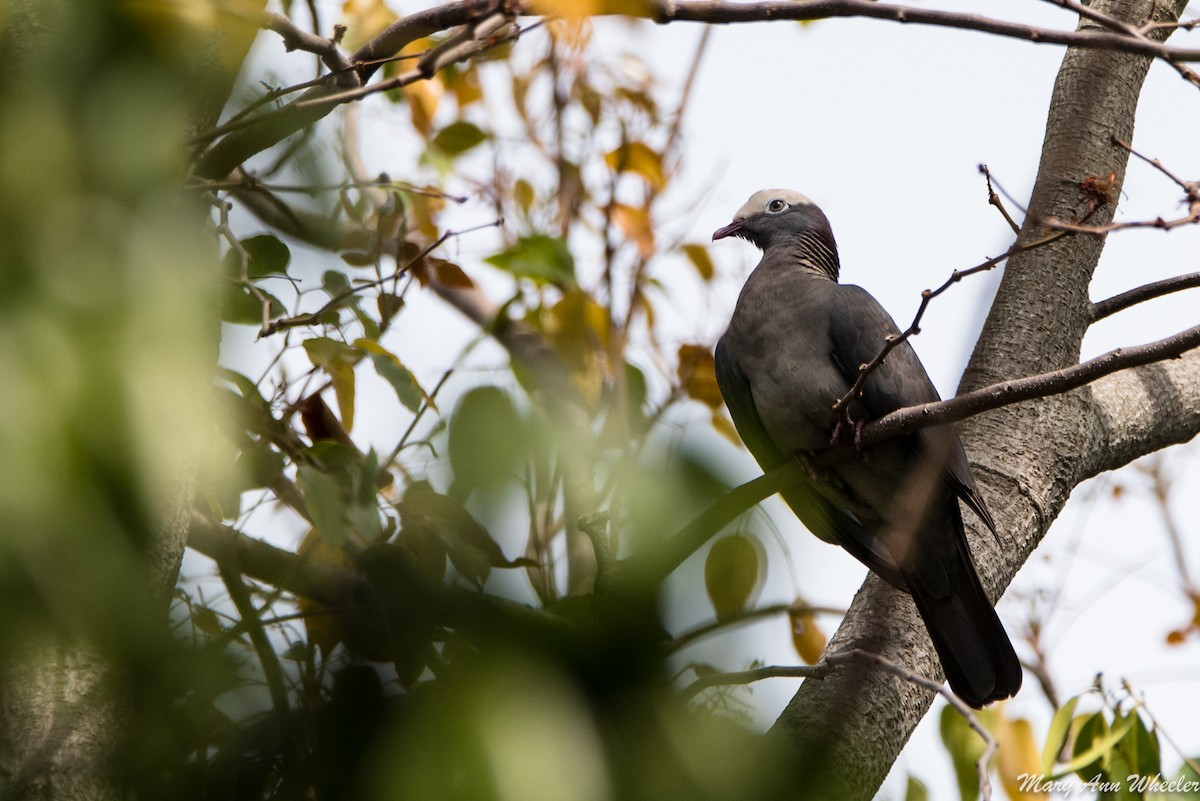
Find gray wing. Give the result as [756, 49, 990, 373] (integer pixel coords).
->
[826, 285, 995, 535]
[714, 335, 907, 587]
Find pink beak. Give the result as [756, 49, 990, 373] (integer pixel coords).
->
[712, 218, 745, 241]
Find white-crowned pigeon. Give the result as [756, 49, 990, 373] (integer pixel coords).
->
[712, 189, 1021, 708]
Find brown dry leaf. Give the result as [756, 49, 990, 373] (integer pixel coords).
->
[612, 203, 655, 258]
[434, 260, 474, 289]
[710, 411, 742, 447]
[677, 344, 722, 408]
[681, 243, 715, 281]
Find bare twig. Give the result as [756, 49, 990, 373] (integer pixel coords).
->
[680, 663, 826, 700]
[1042, 209, 1200, 235]
[262, 12, 352, 72]
[980, 164, 1021, 234]
[831, 228, 1069, 426]
[1090, 271, 1200, 321]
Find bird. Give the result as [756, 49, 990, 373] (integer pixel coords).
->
[712, 188, 1021, 708]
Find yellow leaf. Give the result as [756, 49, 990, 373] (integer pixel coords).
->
[612, 202, 655, 258]
[681, 243, 714, 281]
[405, 191, 445, 241]
[546, 290, 609, 408]
[533, 0, 652, 19]
[514, 179, 535, 216]
[340, 0, 395, 51]
[704, 534, 766, 621]
[298, 528, 354, 657]
[788, 603, 827, 665]
[995, 715, 1045, 801]
[401, 79, 442, 138]
[605, 141, 666, 190]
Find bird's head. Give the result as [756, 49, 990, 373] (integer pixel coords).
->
[712, 189, 840, 279]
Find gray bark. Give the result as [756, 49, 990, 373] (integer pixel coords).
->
[768, 2, 1196, 798]
[0, 3, 252, 797]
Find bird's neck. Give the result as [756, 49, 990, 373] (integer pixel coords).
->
[764, 231, 841, 281]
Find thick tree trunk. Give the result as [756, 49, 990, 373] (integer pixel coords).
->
[0, 3, 256, 797]
[769, 1, 1197, 798]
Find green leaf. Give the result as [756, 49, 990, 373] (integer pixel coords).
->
[447, 386, 526, 496]
[904, 775, 929, 801]
[940, 703, 987, 801]
[399, 482, 500, 589]
[430, 120, 487, 156]
[1120, 710, 1161, 779]
[369, 353, 426, 413]
[220, 283, 285, 325]
[1060, 712, 1136, 781]
[704, 534, 765, 621]
[321, 269, 355, 300]
[223, 234, 290, 278]
[485, 234, 575, 286]
[298, 465, 349, 547]
[1042, 695, 1081, 775]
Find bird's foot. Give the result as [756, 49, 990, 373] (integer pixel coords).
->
[829, 417, 867, 451]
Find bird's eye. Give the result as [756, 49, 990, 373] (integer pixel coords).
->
[765, 199, 789, 214]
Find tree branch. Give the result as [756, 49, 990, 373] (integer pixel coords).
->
[858, 323, 1200, 446]
[261, 11, 351, 72]
[187, 513, 358, 603]
[643, 0, 1200, 65]
[1090, 271, 1200, 321]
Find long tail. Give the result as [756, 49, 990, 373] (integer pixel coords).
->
[908, 528, 1023, 709]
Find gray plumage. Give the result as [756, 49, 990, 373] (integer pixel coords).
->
[713, 189, 1021, 708]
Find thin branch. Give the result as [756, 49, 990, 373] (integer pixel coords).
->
[1114, 135, 1200, 195]
[1042, 209, 1200, 235]
[857, 323, 1200, 447]
[642, 0, 1200, 64]
[669, 601, 844, 653]
[218, 561, 296, 751]
[1040, 0, 1143, 38]
[831, 228, 1069, 425]
[1090, 271, 1200, 321]
[980, 164, 1021, 234]
[298, 12, 516, 109]
[262, 11, 352, 72]
[259, 219, 503, 337]
[680, 663, 826, 701]
[189, 513, 357, 603]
